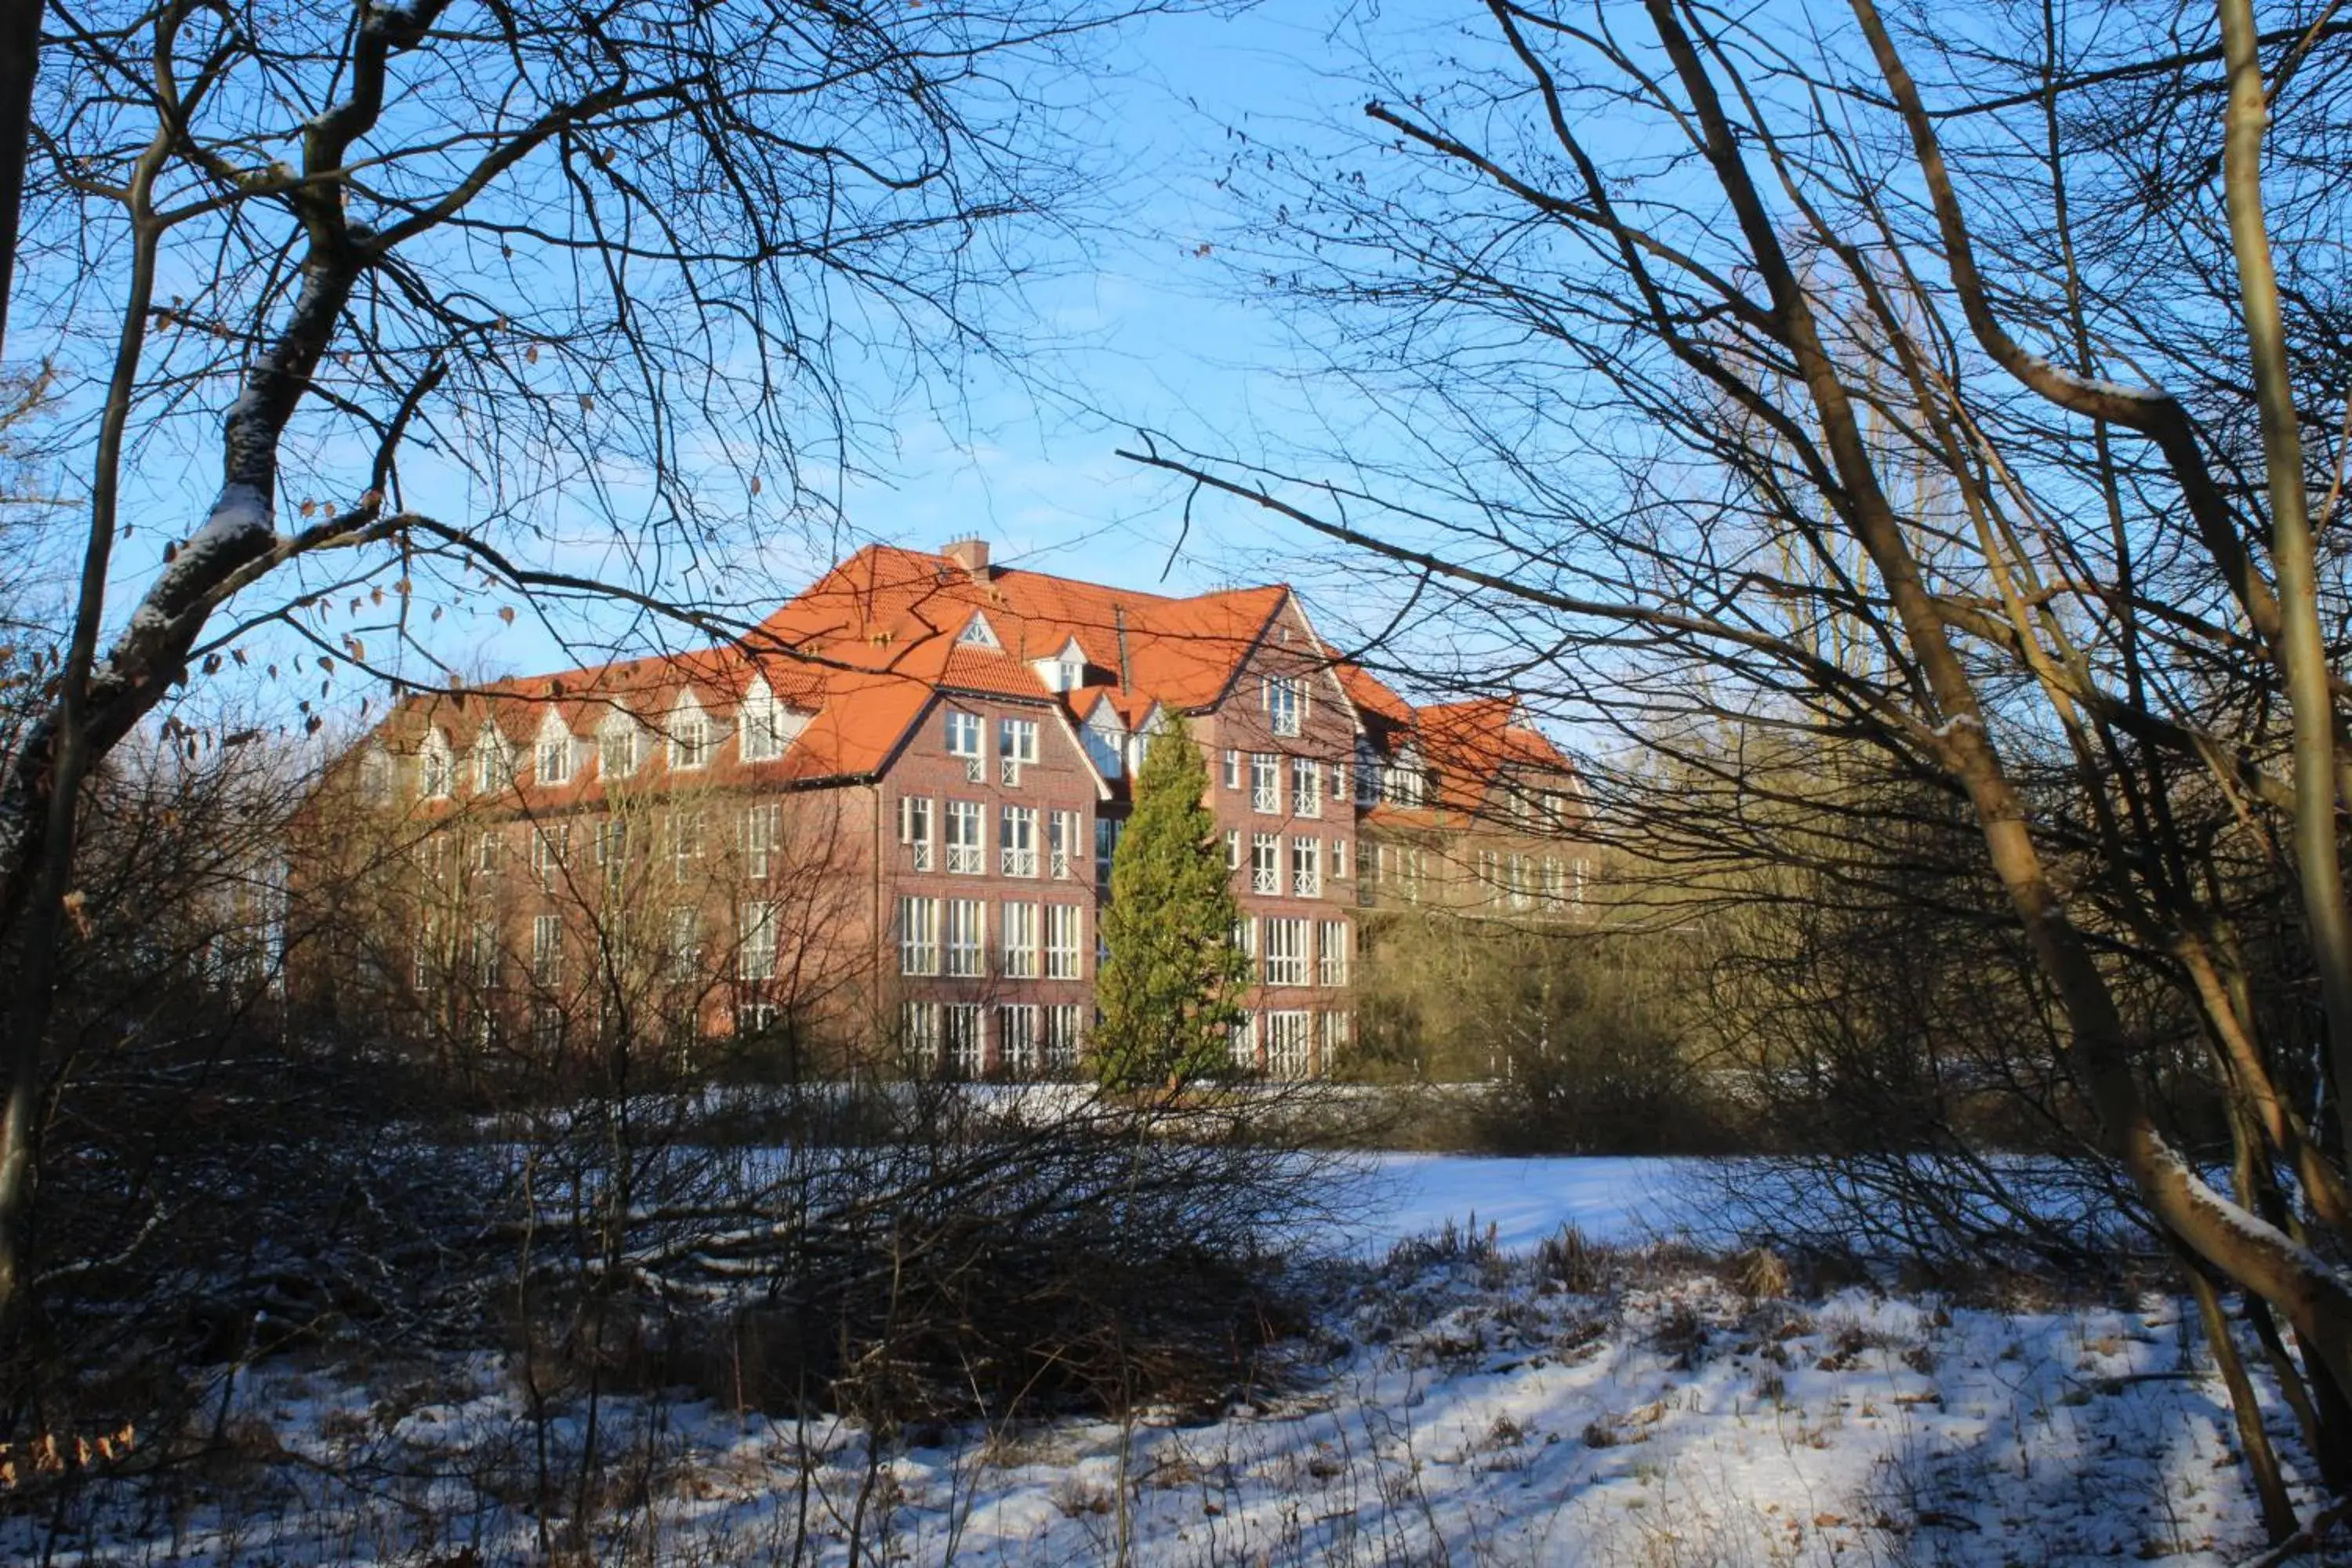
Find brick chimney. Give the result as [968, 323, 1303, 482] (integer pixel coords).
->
[942, 536, 991, 580]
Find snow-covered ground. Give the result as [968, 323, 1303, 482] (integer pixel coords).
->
[10, 1157, 2303, 1566]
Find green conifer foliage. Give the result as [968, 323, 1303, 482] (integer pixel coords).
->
[1091, 717, 1252, 1090]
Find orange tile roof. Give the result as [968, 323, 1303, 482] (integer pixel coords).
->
[368, 543, 1528, 807]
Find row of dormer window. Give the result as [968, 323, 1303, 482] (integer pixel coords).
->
[368, 682, 808, 802]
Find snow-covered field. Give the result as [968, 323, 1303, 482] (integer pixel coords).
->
[9, 1156, 2307, 1566]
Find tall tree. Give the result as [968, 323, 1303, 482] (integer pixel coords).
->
[1092, 718, 1250, 1091]
[1124, 0, 2352, 1526]
[0, 0, 1182, 1330]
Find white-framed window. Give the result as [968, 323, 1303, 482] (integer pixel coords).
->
[946, 800, 985, 874]
[1332, 838, 1352, 880]
[420, 733, 455, 799]
[996, 1004, 1040, 1077]
[1319, 1010, 1351, 1069]
[1048, 809, 1080, 879]
[1223, 750, 1241, 789]
[532, 913, 563, 985]
[1250, 753, 1279, 814]
[898, 895, 941, 975]
[1084, 707, 1126, 779]
[739, 901, 778, 980]
[1403, 847, 1425, 902]
[743, 804, 780, 879]
[1250, 833, 1279, 895]
[537, 723, 574, 785]
[1229, 1011, 1258, 1071]
[735, 1000, 779, 1038]
[1290, 836, 1323, 898]
[946, 710, 984, 782]
[599, 717, 638, 779]
[998, 717, 1038, 785]
[413, 916, 438, 989]
[944, 1004, 985, 1076]
[1045, 1004, 1083, 1072]
[1478, 848, 1501, 902]
[665, 905, 700, 979]
[595, 818, 627, 891]
[1094, 818, 1121, 892]
[360, 749, 394, 804]
[1265, 674, 1304, 737]
[669, 702, 713, 771]
[904, 1000, 941, 1069]
[1541, 856, 1566, 909]
[947, 898, 986, 978]
[958, 611, 1000, 648]
[740, 681, 792, 762]
[475, 732, 514, 793]
[1385, 753, 1426, 808]
[475, 829, 503, 876]
[1318, 920, 1350, 987]
[670, 810, 706, 883]
[472, 919, 502, 989]
[900, 795, 935, 871]
[1264, 918, 1309, 986]
[1508, 852, 1533, 910]
[1001, 900, 1040, 978]
[530, 824, 568, 890]
[1000, 805, 1040, 877]
[1047, 903, 1082, 979]
[1293, 756, 1322, 817]
[1265, 1010, 1312, 1078]
[1232, 916, 1257, 961]
[1225, 829, 1241, 870]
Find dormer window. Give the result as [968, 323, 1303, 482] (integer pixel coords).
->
[599, 712, 639, 779]
[536, 715, 575, 785]
[419, 732, 455, 800]
[1083, 704, 1125, 779]
[359, 748, 394, 804]
[474, 728, 514, 793]
[741, 678, 797, 763]
[1033, 637, 1089, 694]
[1265, 674, 1305, 737]
[957, 612, 1001, 649]
[670, 699, 712, 771]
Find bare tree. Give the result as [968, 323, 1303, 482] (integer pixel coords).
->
[1123, 0, 2352, 1526]
[0, 0, 1196, 1325]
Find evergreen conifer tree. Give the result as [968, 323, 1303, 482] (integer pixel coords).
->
[1091, 717, 1252, 1090]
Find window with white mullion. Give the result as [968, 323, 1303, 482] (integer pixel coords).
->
[1000, 805, 1040, 877]
[1250, 833, 1279, 895]
[900, 795, 935, 872]
[946, 800, 985, 874]
[1000, 900, 1040, 978]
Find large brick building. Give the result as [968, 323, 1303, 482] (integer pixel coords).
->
[321, 539, 1587, 1078]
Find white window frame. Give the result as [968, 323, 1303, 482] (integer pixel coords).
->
[1225, 829, 1241, 871]
[420, 734, 454, 799]
[996, 1004, 1040, 1077]
[595, 818, 627, 891]
[1291, 836, 1323, 898]
[1046, 903, 1082, 980]
[1250, 753, 1279, 815]
[475, 733, 513, 794]
[1264, 918, 1309, 986]
[1318, 920, 1350, 987]
[1250, 833, 1279, 895]
[1045, 1004, 1083, 1072]
[530, 824, 568, 890]
[740, 682, 789, 763]
[1266, 1010, 1312, 1078]
[1000, 805, 1040, 877]
[665, 905, 700, 979]
[1332, 838, 1352, 880]
[537, 723, 574, 786]
[1001, 899, 1041, 978]
[532, 913, 563, 985]
[670, 810, 706, 883]
[739, 900, 779, 980]
[1223, 749, 1241, 789]
[946, 799, 985, 875]
[943, 1003, 985, 1076]
[946, 710, 985, 782]
[669, 702, 713, 771]
[997, 717, 1039, 786]
[904, 1000, 942, 1069]
[1049, 809, 1080, 880]
[743, 803, 780, 880]
[599, 717, 638, 780]
[900, 795, 936, 872]
[898, 895, 941, 976]
[1293, 756, 1322, 818]
[1265, 674, 1304, 737]
[946, 898, 986, 978]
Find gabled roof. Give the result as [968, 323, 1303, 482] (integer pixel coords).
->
[1412, 696, 1576, 813]
[371, 542, 1553, 809]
